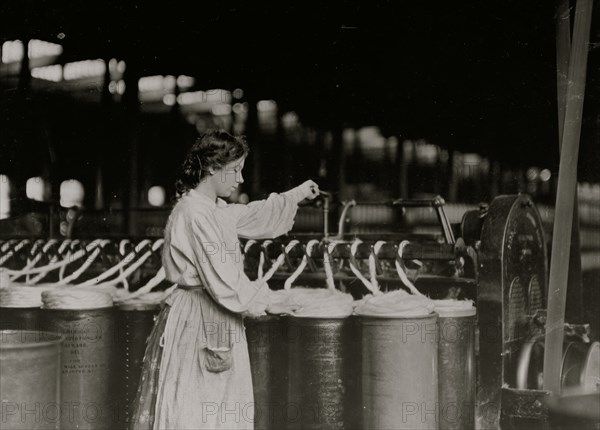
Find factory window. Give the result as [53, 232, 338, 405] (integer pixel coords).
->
[257, 99, 278, 133]
[2, 40, 24, 63]
[282, 111, 299, 130]
[63, 59, 105, 81]
[257, 99, 277, 113]
[108, 58, 126, 80]
[177, 75, 195, 89]
[163, 94, 176, 106]
[109, 80, 126, 95]
[31, 64, 63, 82]
[59, 180, 85, 208]
[148, 186, 166, 207]
[0, 174, 11, 219]
[539, 169, 551, 182]
[26, 177, 46, 202]
[232, 102, 248, 115]
[28, 39, 63, 59]
[1, 39, 63, 63]
[357, 127, 386, 162]
[206, 89, 231, 104]
[232, 88, 244, 99]
[212, 104, 232, 116]
[139, 75, 176, 93]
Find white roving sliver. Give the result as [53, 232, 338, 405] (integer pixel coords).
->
[0, 285, 58, 308]
[42, 288, 114, 310]
[354, 289, 435, 317]
[432, 299, 475, 317]
[267, 287, 354, 318]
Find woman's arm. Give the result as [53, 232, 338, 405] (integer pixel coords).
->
[230, 180, 319, 239]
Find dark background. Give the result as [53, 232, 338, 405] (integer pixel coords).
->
[1, 0, 598, 208]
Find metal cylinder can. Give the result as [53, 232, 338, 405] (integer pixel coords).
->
[286, 315, 357, 430]
[437, 307, 476, 430]
[0, 330, 64, 430]
[115, 301, 160, 429]
[40, 306, 118, 429]
[360, 312, 439, 430]
[0, 307, 40, 331]
[244, 314, 290, 429]
[0, 285, 49, 331]
[344, 315, 362, 430]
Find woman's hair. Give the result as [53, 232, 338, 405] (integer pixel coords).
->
[175, 129, 249, 196]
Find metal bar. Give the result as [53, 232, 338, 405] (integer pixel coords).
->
[122, 61, 141, 236]
[319, 191, 331, 238]
[335, 200, 356, 237]
[269, 272, 475, 286]
[244, 240, 456, 261]
[392, 197, 446, 207]
[556, 0, 584, 323]
[245, 89, 261, 199]
[544, 0, 593, 396]
[341, 199, 445, 208]
[436, 206, 455, 244]
[556, 0, 571, 140]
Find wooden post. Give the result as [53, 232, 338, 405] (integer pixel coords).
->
[316, 129, 328, 188]
[556, 0, 584, 323]
[543, 0, 593, 395]
[277, 110, 293, 190]
[95, 58, 113, 211]
[394, 135, 403, 197]
[328, 125, 344, 196]
[122, 60, 141, 235]
[245, 91, 261, 198]
[18, 39, 30, 93]
[448, 149, 458, 202]
[12, 39, 32, 212]
[490, 160, 500, 199]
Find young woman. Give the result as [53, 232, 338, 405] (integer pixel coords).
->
[131, 129, 319, 429]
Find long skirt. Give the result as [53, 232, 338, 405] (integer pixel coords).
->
[129, 287, 254, 429]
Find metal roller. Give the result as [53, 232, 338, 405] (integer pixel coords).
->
[0, 330, 64, 430]
[40, 301, 118, 429]
[286, 315, 358, 430]
[115, 301, 161, 429]
[244, 314, 290, 430]
[437, 308, 476, 430]
[359, 313, 439, 430]
[516, 336, 600, 392]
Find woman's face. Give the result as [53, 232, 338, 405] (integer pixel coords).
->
[212, 157, 246, 198]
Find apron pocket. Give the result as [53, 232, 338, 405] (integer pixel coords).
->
[204, 346, 233, 373]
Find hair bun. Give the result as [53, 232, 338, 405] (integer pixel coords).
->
[174, 129, 249, 196]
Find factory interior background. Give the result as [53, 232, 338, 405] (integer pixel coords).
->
[0, 1, 599, 429]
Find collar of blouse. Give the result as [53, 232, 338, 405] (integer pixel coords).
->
[186, 188, 228, 209]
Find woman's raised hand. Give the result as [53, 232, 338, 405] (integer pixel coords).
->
[298, 180, 320, 201]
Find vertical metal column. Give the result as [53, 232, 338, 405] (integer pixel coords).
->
[544, 0, 593, 395]
[555, 0, 584, 324]
[122, 61, 141, 236]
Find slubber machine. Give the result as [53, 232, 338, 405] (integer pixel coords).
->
[1, 193, 597, 429]
[241, 193, 598, 429]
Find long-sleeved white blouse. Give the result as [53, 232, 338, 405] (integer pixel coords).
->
[162, 187, 303, 313]
[133, 188, 305, 430]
